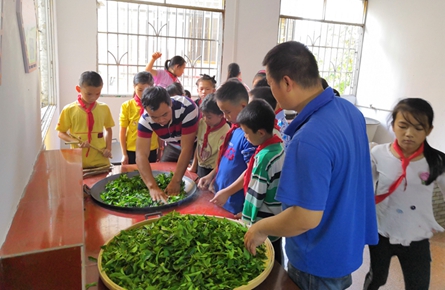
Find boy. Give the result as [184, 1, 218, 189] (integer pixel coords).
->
[237, 99, 285, 264]
[56, 71, 114, 169]
[189, 93, 230, 178]
[119, 71, 159, 164]
[198, 79, 256, 215]
[137, 86, 199, 203]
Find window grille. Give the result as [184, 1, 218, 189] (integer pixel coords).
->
[37, 0, 57, 138]
[279, 0, 367, 96]
[97, 0, 224, 96]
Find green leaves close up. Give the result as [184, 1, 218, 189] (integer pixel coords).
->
[100, 172, 186, 207]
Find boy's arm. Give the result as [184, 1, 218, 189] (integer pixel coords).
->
[210, 169, 246, 207]
[58, 131, 78, 143]
[188, 146, 198, 173]
[119, 127, 129, 164]
[103, 127, 113, 158]
[145, 52, 162, 77]
[165, 131, 197, 195]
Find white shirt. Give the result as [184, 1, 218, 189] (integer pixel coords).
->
[372, 143, 445, 245]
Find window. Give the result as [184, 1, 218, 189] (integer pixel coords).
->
[97, 0, 224, 96]
[37, 0, 57, 138]
[279, 0, 367, 95]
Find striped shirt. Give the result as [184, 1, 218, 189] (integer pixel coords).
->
[137, 95, 199, 145]
[242, 142, 285, 242]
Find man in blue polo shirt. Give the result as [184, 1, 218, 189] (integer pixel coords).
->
[136, 86, 199, 203]
[244, 41, 378, 290]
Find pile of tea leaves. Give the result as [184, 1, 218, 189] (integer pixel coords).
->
[100, 172, 186, 207]
[100, 212, 267, 289]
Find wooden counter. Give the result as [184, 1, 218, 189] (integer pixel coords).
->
[84, 162, 300, 290]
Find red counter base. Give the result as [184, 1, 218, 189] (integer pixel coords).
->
[84, 163, 300, 290]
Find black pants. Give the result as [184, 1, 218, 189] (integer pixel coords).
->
[160, 142, 197, 163]
[197, 166, 212, 178]
[272, 238, 282, 265]
[127, 150, 157, 164]
[363, 234, 431, 290]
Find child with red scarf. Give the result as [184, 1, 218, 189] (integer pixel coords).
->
[189, 93, 229, 178]
[145, 52, 186, 88]
[56, 71, 114, 168]
[119, 71, 159, 164]
[198, 79, 256, 215]
[238, 99, 285, 264]
[364, 98, 445, 290]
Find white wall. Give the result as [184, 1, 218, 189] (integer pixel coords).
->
[0, 1, 42, 245]
[357, 0, 445, 149]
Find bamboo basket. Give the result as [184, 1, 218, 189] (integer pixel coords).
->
[98, 214, 274, 290]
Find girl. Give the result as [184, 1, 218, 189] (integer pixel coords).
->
[145, 52, 186, 88]
[195, 74, 216, 107]
[119, 71, 159, 164]
[226, 62, 250, 92]
[363, 98, 445, 290]
[252, 69, 266, 88]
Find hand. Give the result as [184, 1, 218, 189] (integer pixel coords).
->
[165, 179, 181, 196]
[152, 52, 162, 60]
[121, 154, 129, 165]
[234, 212, 242, 219]
[187, 164, 197, 173]
[77, 141, 90, 148]
[149, 186, 168, 204]
[198, 174, 212, 190]
[209, 189, 230, 208]
[102, 149, 112, 158]
[244, 222, 268, 256]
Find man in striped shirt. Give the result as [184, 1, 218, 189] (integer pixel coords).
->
[136, 86, 199, 203]
[237, 99, 285, 264]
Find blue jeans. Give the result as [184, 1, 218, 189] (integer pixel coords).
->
[288, 262, 352, 290]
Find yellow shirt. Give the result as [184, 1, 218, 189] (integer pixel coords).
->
[119, 98, 159, 151]
[56, 101, 115, 168]
[196, 118, 230, 169]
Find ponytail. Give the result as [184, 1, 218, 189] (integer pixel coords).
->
[423, 140, 445, 185]
[164, 59, 171, 71]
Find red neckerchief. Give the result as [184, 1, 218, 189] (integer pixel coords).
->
[77, 95, 95, 157]
[274, 119, 280, 131]
[133, 93, 144, 116]
[375, 140, 424, 204]
[201, 118, 227, 156]
[275, 108, 283, 114]
[243, 134, 282, 195]
[167, 71, 179, 83]
[217, 123, 240, 166]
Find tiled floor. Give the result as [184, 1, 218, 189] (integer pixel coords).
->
[350, 232, 445, 290]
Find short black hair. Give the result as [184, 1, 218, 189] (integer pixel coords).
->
[227, 63, 241, 80]
[141, 86, 172, 111]
[249, 86, 276, 110]
[237, 99, 275, 134]
[79, 71, 103, 87]
[184, 90, 192, 98]
[133, 71, 154, 86]
[263, 41, 320, 89]
[196, 74, 217, 88]
[166, 82, 185, 96]
[200, 93, 223, 116]
[253, 77, 269, 88]
[320, 77, 341, 97]
[215, 78, 248, 105]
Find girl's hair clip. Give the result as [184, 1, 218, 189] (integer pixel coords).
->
[257, 70, 266, 74]
[200, 74, 217, 84]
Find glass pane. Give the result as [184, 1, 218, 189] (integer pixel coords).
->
[167, 0, 223, 10]
[280, 0, 324, 19]
[97, 34, 107, 64]
[97, 1, 107, 32]
[325, 0, 365, 24]
[107, 1, 118, 33]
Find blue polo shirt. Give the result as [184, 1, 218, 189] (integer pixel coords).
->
[214, 128, 255, 214]
[277, 87, 378, 278]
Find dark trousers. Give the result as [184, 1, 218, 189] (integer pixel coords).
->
[272, 238, 282, 265]
[160, 142, 197, 163]
[127, 150, 157, 164]
[197, 166, 213, 178]
[363, 234, 431, 290]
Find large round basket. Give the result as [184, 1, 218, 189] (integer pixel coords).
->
[97, 214, 274, 290]
[85, 170, 197, 213]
